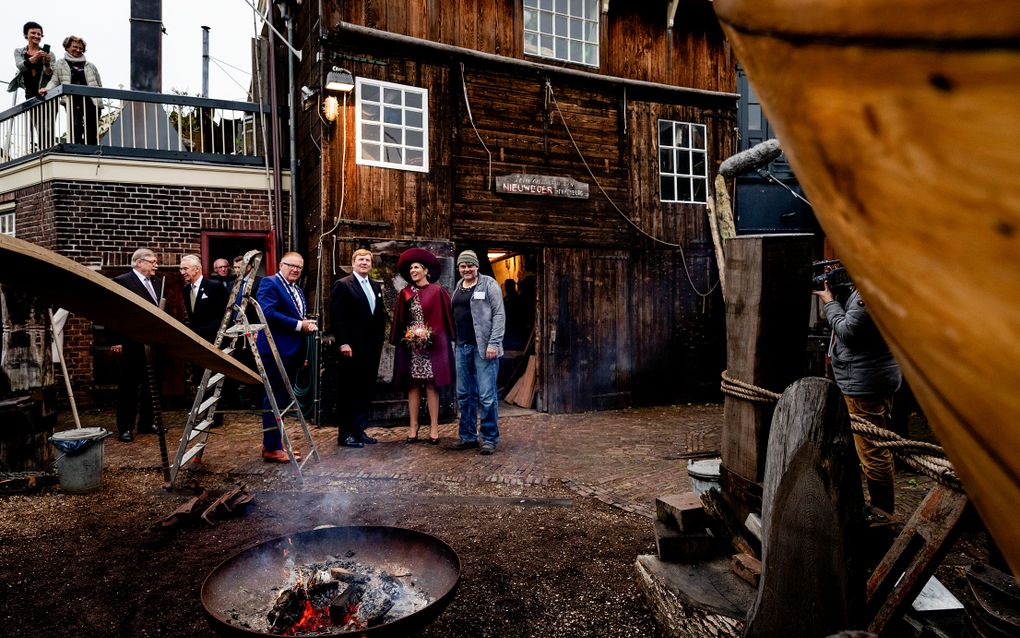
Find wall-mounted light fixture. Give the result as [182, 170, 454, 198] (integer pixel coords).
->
[300, 85, 316, 110]
[323, 96, 340, 122]
[325, 67, 355, 93]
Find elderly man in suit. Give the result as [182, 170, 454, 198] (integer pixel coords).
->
[180, 254, 229, 426]
[111, 248, 164, 443]
[329, 249, 388, 448]
[256, 252, 317, 462]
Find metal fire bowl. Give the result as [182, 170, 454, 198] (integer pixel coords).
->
[201, 526, 461, 637]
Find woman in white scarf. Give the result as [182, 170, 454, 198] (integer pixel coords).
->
[40, 35, 102, 145]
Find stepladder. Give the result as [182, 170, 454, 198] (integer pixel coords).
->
[168, 250, 319, 486]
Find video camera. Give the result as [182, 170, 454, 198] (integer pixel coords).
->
[812, 259, 853, 292]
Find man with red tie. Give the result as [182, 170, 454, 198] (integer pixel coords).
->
[256, 252, 317, 462]
[111, 248, 164, 442]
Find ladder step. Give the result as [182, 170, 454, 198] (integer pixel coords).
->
[181, 443, 206, 464]
[188, 420, 214, 441]
[224, 324, 265, 336]
[220, 346, 235, 356]
[199, 395, 219, 414]
[206, 372, 225, 388]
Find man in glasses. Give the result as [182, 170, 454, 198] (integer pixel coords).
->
[255, 252, 317, 462]
[110, 248, 164, 443]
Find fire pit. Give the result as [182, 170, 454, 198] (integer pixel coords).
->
[201, 526, 461, 637]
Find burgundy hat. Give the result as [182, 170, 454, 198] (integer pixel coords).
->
[396, 248, 440, 283]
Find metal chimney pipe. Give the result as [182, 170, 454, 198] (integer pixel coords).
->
[201, 26, 210, 97]
[129, 0, 163, 92]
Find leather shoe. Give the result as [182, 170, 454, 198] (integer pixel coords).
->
[118, 431, 134, 443]
[338, 436, 365, 448]
[358, 434, 378, 445]
[262, 448, 299, 463]
[451, 439, 479, 451]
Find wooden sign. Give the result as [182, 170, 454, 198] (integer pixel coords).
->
[495, 174, 589, 199]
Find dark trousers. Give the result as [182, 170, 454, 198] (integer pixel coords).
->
[70, 96, 99, 145]
[336, 353, 380, 440]
[117, 345, 158, 433]
[260, 351, 300, 451]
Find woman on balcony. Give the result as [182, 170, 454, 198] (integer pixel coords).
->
[12, 21, 52, 101]
[40, 35, 102, 145]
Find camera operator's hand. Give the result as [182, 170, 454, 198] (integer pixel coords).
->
[812, 280, 835, 304]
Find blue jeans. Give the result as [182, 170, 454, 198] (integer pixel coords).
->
[456, 343, 499, 445]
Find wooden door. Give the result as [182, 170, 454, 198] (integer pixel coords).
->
[541, 248, 631, 413]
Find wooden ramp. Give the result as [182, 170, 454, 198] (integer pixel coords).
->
[0, 234, 259, 385]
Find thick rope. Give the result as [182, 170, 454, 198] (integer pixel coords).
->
[720, 370, 962, 490]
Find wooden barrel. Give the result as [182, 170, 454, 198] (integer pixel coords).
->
[714, 0, 1020, 573]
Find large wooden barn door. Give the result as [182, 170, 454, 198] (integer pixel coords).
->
[541, 248, 631, 413]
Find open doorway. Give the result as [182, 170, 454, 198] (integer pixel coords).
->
[459, 246, 538, 403]
[201, 231, 276, 278]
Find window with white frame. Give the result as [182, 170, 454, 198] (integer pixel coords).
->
[355, 78, 429, 173]
[523, 0, 600, 67]
[0, 205, 14, 236]
[658, 120, 708, 204]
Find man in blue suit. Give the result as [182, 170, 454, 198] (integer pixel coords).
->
[256, 252, 318, 462]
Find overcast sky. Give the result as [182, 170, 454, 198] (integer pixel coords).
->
[6, 0, 263, 103]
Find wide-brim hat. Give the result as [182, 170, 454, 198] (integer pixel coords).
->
[397, 248, 441, 283]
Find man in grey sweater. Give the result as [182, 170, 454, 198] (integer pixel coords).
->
[450, 250, 505, 455]
[815, 277, 901, 515]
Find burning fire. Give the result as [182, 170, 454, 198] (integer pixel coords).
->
[283, 599, 353, 635]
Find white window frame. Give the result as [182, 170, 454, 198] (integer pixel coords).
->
[354, 78, 429, 173]
[0, 203, 14, 237]
[523, 0, 600, 67]
[657, 120, 708, 205]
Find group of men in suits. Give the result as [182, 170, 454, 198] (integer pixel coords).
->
[110, 246, 386, 464]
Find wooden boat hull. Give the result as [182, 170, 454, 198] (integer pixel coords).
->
[0, 234, 260, 385]
[715, 0, 1020, 573]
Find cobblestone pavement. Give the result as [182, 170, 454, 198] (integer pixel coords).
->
[97, 403, 723, 518]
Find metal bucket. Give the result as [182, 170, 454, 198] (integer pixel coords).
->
[687, 457, 721, 498]
[49, 427, 110, 493]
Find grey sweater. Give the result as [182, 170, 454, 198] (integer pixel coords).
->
[824, 288, 901, 397]
[453, 274, 506, 357]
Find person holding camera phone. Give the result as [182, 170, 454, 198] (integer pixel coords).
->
[814, 270, 901, 517]
[12, 21, 51, 100]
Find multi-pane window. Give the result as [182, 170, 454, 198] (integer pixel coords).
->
[658, 120, 708, 204]
[355, 78, 429, 173]
[523, 0, 599, 67]
[0, 210, 14, 236]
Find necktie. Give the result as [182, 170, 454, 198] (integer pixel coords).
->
[143, 277, 158, 303]
[189, 284, 198, 310]
[361, 278, 375, 313]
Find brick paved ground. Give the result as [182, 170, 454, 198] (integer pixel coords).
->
[95, 403, 724, 518]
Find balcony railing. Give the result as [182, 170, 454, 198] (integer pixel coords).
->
[0, 85, 273, 168]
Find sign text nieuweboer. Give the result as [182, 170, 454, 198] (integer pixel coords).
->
[495, 174, 589, 199]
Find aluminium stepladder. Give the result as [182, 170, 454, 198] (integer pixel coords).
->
[168, 250, 319, 486]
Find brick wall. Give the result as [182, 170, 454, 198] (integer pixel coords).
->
[13, 178, 289, 406]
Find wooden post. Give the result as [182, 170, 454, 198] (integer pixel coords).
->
[721, 234, 813, 502]
[745, 377, 866, 638]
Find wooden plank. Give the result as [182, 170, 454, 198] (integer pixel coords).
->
[745, 377, 866, 638]
[512, 355, 536, 408]
[0, 235, 259, 385]
[720, 234, 813, 487]
[866, 486, 969, 634]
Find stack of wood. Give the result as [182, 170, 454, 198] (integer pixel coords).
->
[503, 354, 536, 408]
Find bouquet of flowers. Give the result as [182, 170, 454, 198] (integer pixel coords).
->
[402, 322, 433, 350]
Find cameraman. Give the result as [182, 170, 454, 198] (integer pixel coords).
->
[814, 272, 901, 516]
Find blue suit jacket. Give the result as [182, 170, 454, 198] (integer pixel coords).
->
[256, 274, 307, 360]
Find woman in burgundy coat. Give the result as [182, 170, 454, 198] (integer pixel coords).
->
[390, 248, 455, 444]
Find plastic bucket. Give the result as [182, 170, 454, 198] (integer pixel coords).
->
[687, 457, 721, 498]
[49, 427, 110, 493]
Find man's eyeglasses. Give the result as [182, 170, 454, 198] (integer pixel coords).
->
[140, 258, 158, 265]
[281, 262, 303, 271]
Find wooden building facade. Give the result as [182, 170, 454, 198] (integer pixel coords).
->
[284, 0, 738, 413]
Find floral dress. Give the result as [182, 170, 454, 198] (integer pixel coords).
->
[408, 287, 434, 381]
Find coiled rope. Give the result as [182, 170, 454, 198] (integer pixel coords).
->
[720, 370, 962, 490]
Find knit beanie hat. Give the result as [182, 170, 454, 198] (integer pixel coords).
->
[457, 250, 479, 267]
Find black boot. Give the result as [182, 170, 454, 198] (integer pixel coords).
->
[867, 479, 895, 515]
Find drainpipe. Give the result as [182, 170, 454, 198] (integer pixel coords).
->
[280, 1, 299, 252]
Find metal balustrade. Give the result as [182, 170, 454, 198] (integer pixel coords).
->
[1, 85, 273, 167]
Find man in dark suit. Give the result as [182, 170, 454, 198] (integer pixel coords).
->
[330, 248, 388, 448]
[256, 252, 317, 463]
[111, 248, 164, 443]
[180, 254, 229, 426]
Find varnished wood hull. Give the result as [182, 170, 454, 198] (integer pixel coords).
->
[0, 235, 260, 385]
[715, 0, 1020, 573]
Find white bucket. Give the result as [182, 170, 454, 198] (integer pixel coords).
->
[50, 427, 110, 493]
[687, 457, 721, 498]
